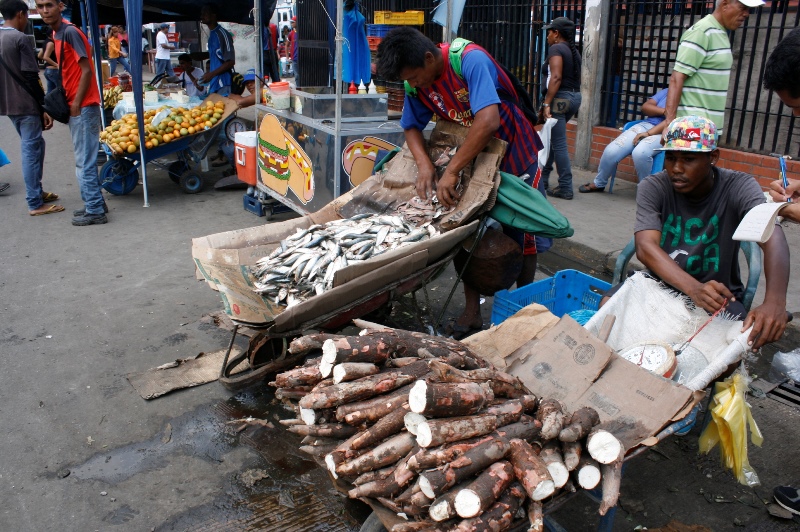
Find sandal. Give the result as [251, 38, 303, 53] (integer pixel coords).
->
[441, 319, 483, 341]
[41, 191, 60, 202]
[29, 204, 65, 216]
[578, 183, 604, 193]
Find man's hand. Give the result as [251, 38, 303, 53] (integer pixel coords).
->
[743, 301, 788, 350]
[200, 72, 213, 84]
[42, 113, 53, 130]
[768, 177, 800, 203]
[687, 280, 734, 314]
[436, 169, 461, 209]
[415, 163, 436, 201]
[70, 101, 81, 117]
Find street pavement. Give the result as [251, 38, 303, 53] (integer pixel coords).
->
[1, 112, 799, 530]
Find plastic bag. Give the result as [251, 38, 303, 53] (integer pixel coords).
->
[537, 118, 557, 169]
[768, 348, 800, 383]
[698, 369, 763, 487]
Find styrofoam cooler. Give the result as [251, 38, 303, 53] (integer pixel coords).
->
[234, 131, 258, 186]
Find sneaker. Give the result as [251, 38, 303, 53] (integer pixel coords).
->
[774, 485, 800, 515]
[72, 212, 108, 226]
[0, 183, 9, 194]
[73, 201, 109, 217]
[548, 187, 574, 200]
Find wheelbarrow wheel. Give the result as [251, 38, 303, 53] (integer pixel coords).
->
[180, 173, 204, 194]
[167, 160, 187, 184]
[359, 512, 387, 532]
[100, 159, 138, 195]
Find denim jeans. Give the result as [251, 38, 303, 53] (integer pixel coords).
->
[43, 68, 60, 94]
[540, 90, 581, 193]
[68, 105, 105, 215]
[8, 115, 45, 210]
[212, 85, 231, 97]
[593, 122, 662, 188]
[155, 58, 174, 78]
[108, 56, 131, 75]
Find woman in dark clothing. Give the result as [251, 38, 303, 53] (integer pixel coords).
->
[540, 17, 582, 200]
[38, 32, 60, 93]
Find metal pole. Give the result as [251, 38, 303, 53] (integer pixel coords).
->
[444, 0, 454, 43]
[333, 0, 344, 198]
[255, 0, 262, 123]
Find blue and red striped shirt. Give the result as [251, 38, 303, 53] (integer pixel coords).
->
[401, 42, 542, 177]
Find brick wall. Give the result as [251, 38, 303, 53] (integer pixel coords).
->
[566, 124, 799, 191]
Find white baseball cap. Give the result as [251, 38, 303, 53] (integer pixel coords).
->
[737, 0, 765, 7]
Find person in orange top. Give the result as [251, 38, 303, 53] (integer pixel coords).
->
[36, 0, 107, 225]
[107, 26, 130, 75]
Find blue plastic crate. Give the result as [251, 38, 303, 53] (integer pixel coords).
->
[491, 269, 611, 325]
[367, 24, 397, 37]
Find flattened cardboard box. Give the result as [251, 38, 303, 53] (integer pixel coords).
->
[502, 316, 696, 451]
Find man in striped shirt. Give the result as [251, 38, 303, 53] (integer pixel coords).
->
[664, 0, 764, 136]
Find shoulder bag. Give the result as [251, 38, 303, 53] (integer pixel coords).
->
[42, 26, 72, 123]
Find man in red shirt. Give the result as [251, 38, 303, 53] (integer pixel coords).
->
[36, 0, 107, 225]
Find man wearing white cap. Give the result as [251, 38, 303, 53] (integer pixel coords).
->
[631, 115, 789, 351]
[155, 23, 175, 78]
[664, 0, 764, 136]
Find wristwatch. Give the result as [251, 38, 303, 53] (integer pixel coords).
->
[542, 103, 550, 107]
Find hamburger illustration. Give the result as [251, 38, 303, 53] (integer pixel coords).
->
[258, 114, 291, 195]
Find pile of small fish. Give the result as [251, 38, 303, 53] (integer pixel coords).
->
[395, 196, 453, 226]
[251, 214, 438, 307]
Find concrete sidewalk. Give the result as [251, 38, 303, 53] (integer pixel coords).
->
[544, 167, 800, 313]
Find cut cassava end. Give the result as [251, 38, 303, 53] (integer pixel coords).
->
[416, 414, 497, 448]
[404, 412, 427, 436]
[558, 406, 600, 442]
[320, 336, 396, 376]
[453, 460, 515, 518]
[587, 428, 624, 464]
[409, 380, 492, 417]
[332, 362, 380, 384]
[419, 437, 511, 499]
[299, 407, 319, 426]
[508, 438, 555, 501]
[576, 455, 602, 490]
[539, 440, 569, 489]
[453, 482, 525, 532]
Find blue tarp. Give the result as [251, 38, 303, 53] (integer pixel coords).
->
[341, 2, 370, 86]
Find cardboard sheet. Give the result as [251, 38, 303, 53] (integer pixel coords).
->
[126, 347, 244, 400]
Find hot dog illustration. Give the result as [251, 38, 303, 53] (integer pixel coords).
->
[343, 136, 400, 187]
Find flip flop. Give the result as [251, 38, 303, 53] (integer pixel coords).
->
[0, 183, 9, 194]
[30, 204, 65, 216]
[578, 183, 604, 193]
[41, 191, 60, 202]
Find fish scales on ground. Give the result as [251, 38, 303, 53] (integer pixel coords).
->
[250, 214, 440, 307]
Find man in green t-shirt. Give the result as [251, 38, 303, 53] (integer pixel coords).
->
[664, 0, 764, 136]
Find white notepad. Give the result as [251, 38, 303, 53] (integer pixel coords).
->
[732, 202, 789, 243]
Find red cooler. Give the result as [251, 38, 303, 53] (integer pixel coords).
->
[234, 131, 258, 186]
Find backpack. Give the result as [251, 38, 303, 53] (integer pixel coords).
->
[230, 70, 245, 95]
[404, 38, 541, 127]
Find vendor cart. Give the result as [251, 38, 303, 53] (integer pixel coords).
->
[100, 96, 237, 195]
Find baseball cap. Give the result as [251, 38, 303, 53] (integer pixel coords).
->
[545, 17, 575, 34]
[660, 116, 718, 152]
[291, 16, 297, 22]
[243, 69, 256, 83]
[737, 0, 765, 7]
[159, 23, 169, 29]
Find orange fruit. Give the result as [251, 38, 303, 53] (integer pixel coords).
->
[145, 141, 153, 149]
[180, 128, 188, 136]
[187, 126, 196, 134]
[127, 144, 137, 154]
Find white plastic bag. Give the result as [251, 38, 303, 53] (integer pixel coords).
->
[537, 118, 558, 170]
[769, 348, 800, 383]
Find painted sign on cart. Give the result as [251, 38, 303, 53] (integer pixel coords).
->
[257, 114, 315, 204]
[342, 136, 400, 187]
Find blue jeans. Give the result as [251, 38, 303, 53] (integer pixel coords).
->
[211, 85, 231, 97]
[9, 115, 45, 210]
[43, 68, 60, 94]
[68, 105, 105, 215]
[108, 56, 131, 74]
[155, 58, 174, 78]
[541, 90, 581, 193]
[593, 122, 662, 188]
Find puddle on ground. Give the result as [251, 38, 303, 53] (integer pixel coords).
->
[70, 387, 368, 531]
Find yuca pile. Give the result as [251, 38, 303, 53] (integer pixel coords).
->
[269, 324, 627, 531]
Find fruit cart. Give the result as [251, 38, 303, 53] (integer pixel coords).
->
[99, 94, 237, 195]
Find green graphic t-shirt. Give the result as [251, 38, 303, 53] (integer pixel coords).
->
[634, 167, 764, 299]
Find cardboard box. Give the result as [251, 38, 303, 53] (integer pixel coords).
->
[101, 60, 110, 83]
[466, 308, 700, 452]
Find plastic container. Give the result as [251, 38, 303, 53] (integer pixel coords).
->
[366, 24, 397, 37]
[268, 81, 291, 110]
[234, 131, 258, 186]
[374, 11, 424, 25]
[491, 269, 611, 325]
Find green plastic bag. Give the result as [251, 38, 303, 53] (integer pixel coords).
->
[489, 172, 574, 239]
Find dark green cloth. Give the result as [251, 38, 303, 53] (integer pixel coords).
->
[489, 171, 574, 238]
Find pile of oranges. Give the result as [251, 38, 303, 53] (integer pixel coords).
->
[100, 99, 227, 155]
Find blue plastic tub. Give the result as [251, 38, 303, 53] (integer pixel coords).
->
[367, 24, 397, 37]
[491, 269, 611, 325]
